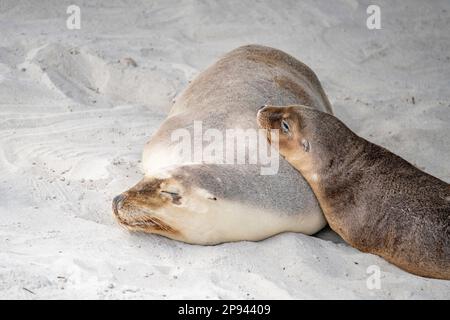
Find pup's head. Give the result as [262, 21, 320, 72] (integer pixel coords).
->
[256, 105, 312, 164]
[257, 105, 349, 175]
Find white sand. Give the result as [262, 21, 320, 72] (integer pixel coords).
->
[0, 0, 449, 299]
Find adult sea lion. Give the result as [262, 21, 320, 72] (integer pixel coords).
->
[257, 105, 450, 279]
[113, 45, 333, 245]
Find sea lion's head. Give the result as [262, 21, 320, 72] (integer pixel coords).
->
[257, 105, 353, 176]
[112, 166, 222, 244]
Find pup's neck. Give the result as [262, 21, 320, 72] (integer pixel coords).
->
[290, 136, 372, 214]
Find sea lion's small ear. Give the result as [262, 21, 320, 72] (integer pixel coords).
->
[301, 138, 310, 152]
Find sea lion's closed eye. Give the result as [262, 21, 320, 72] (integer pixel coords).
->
[160, 190, 182, 204]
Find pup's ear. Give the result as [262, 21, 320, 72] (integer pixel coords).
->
[300, 138, 310, 152]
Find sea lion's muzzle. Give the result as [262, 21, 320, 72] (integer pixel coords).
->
[111, 177, 183, 236]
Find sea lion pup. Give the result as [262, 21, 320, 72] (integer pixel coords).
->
[257, 105, 450, 279]
[112, 45, 333, 244]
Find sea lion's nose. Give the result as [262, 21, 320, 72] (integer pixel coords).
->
[112, 194, 125, 214]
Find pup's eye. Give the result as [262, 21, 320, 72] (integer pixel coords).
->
[281, 120, 290, 134]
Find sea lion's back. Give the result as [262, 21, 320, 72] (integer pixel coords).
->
[170, 45, 333, 117]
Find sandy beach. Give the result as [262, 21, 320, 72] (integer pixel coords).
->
[0, 0, 449, 299]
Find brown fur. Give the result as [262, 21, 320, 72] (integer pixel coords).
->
[257, 105, 450, 280]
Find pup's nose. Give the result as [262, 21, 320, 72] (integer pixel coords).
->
[112, 194, 125, 214]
